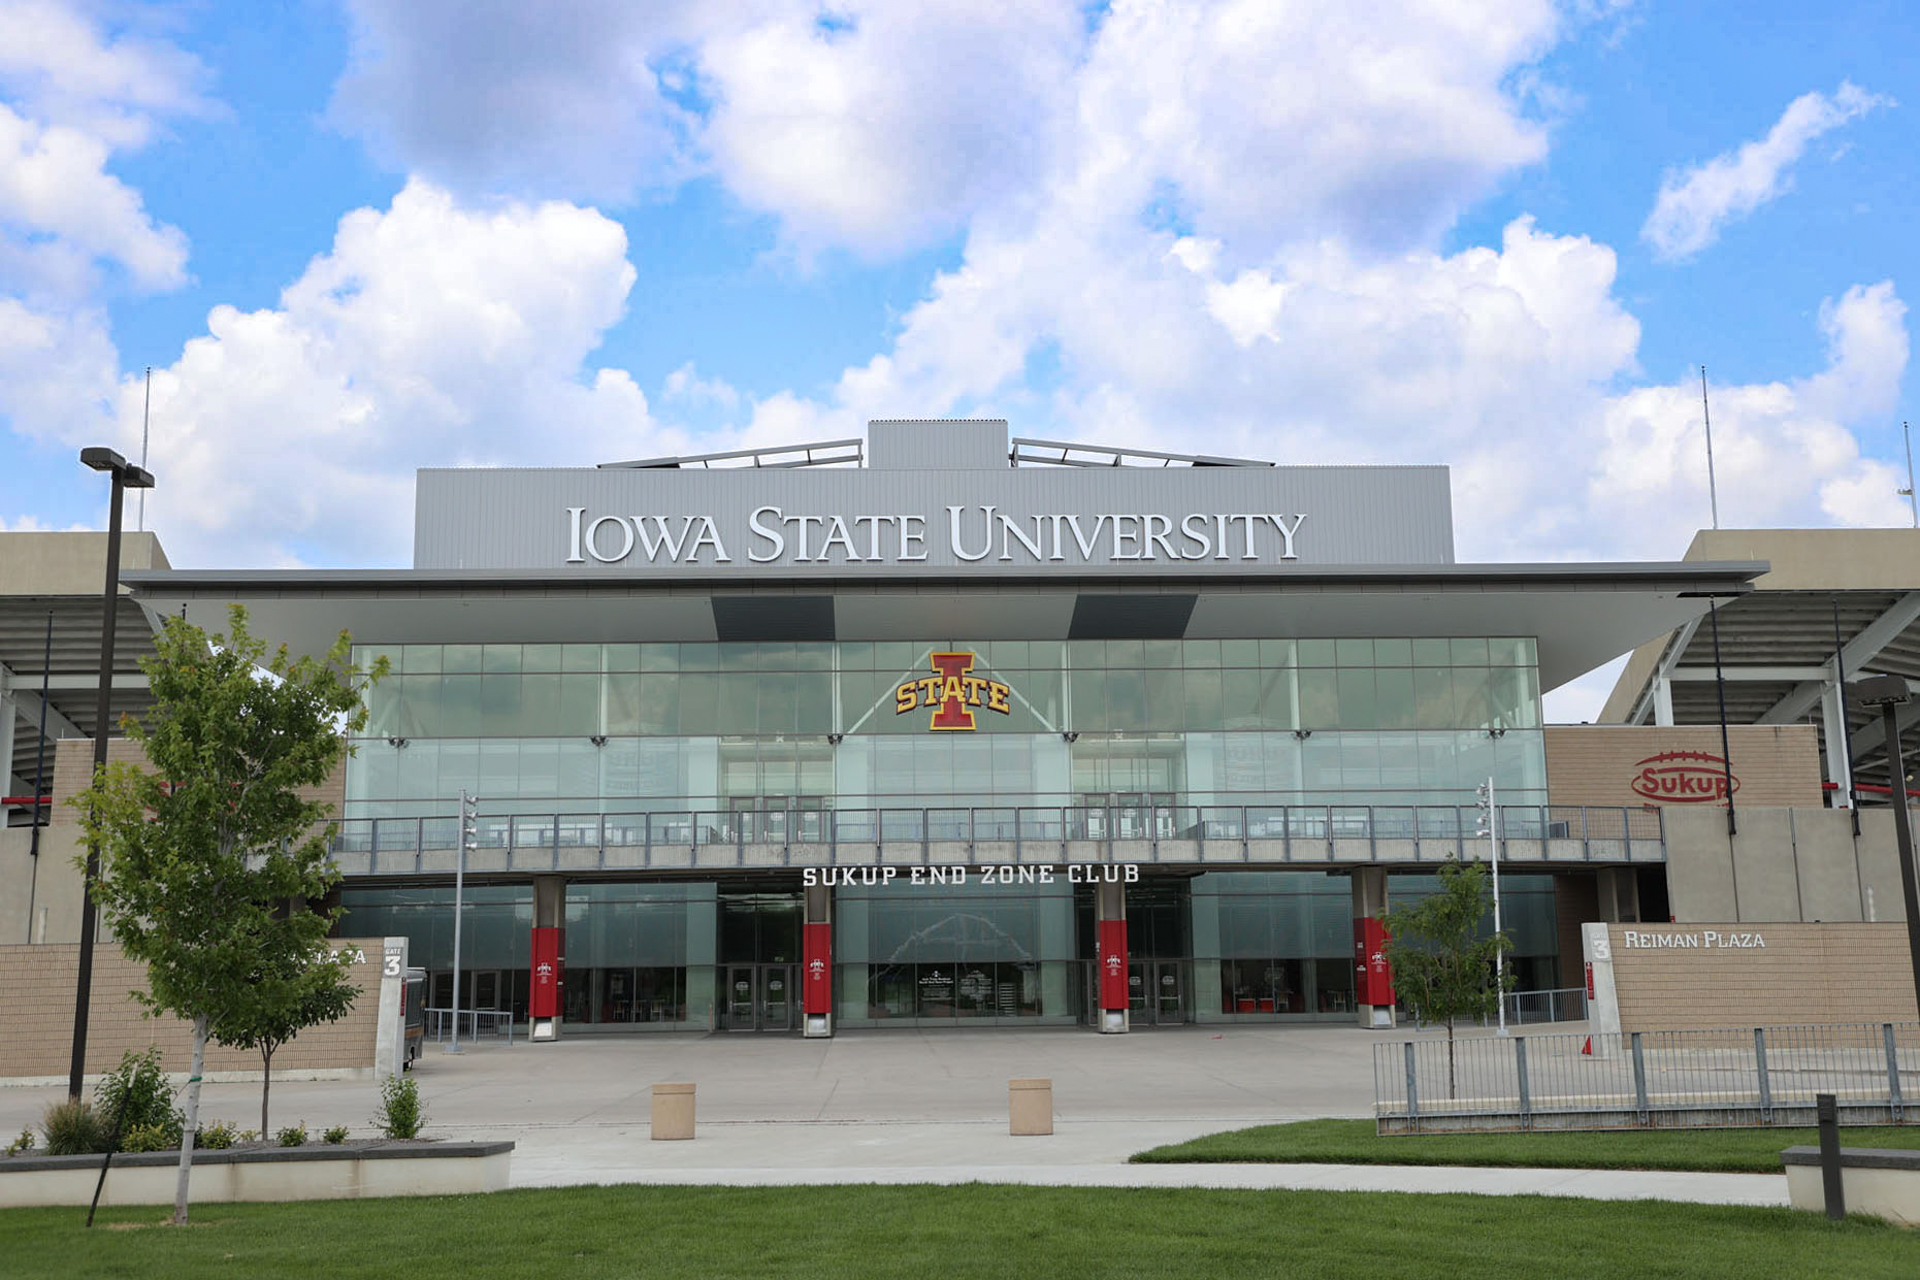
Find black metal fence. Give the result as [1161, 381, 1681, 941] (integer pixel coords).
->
[1374, 1022, 1920, 1133]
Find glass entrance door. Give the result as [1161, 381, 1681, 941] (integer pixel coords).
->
[1153, 960, 1185, 1024]
[723, 964, 796, 1031]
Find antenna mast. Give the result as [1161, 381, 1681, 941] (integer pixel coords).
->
[136, 368, 150, 533]
[1901, 421, 1917, 529]
[1700, 365, 1719, 530]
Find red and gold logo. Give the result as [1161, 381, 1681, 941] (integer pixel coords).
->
[894, 652, 1012, 731]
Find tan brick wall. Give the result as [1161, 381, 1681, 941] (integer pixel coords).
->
[0, 938, 384, 1080]
[1608, 922, 1919, 1032]
[49, 736, 350, 829]
[1546, 725, 1822, 809]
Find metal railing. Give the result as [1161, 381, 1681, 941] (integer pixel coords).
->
[1498, 986, 1588, 1026]
[1374, 1022, 1920, 1133]
[327, 802, 1664, 875]
[424, 1007, 517, 1046]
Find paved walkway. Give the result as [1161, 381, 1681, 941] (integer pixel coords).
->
[1, 1024, 1789, 1207]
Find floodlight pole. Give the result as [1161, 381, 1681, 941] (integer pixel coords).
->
[1488, 776, 1506, 1037]
[68, 448, 154, 1099]
[449, 791, 473, 1054]
[1878, 701, 1920, 1001]
[1853, 675, 1920, 1007]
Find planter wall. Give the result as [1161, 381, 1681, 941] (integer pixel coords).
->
[0, 1140, 511, 1208]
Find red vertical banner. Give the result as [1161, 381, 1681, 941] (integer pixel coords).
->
[1353, 918, 1394, 1007]
[530, 926, 563, 1019]
[803, 921, 832, 1015]
[1097, 918, 1128, 1011]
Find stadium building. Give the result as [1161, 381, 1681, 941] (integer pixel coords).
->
[2, 418, 1774, 1042]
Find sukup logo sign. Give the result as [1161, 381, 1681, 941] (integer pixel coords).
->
[894, 652, 1012, 731]
[1630, 751, 1739, 803]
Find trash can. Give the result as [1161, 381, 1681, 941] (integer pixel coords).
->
[1009, 1078, 1052, 1136]
[652, 1082, 695, 1140]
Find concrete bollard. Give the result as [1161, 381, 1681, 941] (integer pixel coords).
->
[652, 1082, 696, 1140]
[1009, 1078, 1053, 1136]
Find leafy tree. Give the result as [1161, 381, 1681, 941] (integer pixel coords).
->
[1379, 858, 1511, 1098]
[215, 944, 359, 1136]
[74, 606, 383, 1224]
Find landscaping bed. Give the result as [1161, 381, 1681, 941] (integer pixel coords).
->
[0, 1139, 511, 1207]
[1131, 1118, 1920, 1174]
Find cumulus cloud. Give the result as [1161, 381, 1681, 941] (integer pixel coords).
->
[1586, 281, 1910, 555]
[40, 182, 697, 568]
[1642, 82, 1893, 260]
[0, 0, 215, 146]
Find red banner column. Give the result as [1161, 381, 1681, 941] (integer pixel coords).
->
[1095, 879, 1128, 1033]
[803, 883, 833, 1037]
[1351, 867, 1395, 1029]
[530, 874, 566, 1043]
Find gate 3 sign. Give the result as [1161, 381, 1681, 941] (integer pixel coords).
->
[895, 652, 1011, 730]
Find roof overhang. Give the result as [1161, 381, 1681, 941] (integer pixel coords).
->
[124, 561, 1763, 694]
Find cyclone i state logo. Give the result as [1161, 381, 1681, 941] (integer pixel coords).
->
[895, 652, 1012, 731]
[1630, 751, 1739, 803]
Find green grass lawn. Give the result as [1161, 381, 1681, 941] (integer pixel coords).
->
[1133, 1118, 1920, 1173]
[1, 1184, 1915, 1280]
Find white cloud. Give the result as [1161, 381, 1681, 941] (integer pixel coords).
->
[0, 103, 187, 290]
[42, 182, 699, 568]
[1586, 281, 1909, 555]
[330, 0, 703, 205]
[0, 0, 215, 146]
[1642, 82, 1893, 260]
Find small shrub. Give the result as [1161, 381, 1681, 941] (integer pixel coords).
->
[196, 1121, 237, 1150]
[323, 1125, 350, 1145]
[5, 1128, 33, 1156]
[94, 1047, 182, 1148]
[276, 1123, 308, 1147]
[42, 1100, 109, 1155]
[120, 1122, 174, 1153]
[238, 1129, 259, 1143]
[375, 1074, 424, 1140]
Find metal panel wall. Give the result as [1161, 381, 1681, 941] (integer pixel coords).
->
[414, 461, 1455, 574]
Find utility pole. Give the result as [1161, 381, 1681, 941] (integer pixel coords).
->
[1476, 777, 1507, 1036]
[449, 791, 477, 1054]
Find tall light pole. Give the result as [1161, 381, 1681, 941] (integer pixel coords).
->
[1851, 675, 1920, 1003]
[69, 447, 154, 1099]
[1475, 776, 1507, 1036]
[449, 791, 477, 1054]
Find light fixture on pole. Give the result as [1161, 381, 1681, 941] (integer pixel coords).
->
[449, 791, 478, 1054]
[1475, 777, 1508, 1037]
[1850, 674, 1920, 1004]
[68, 447, 154, 1099]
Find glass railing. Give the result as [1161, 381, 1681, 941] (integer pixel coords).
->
[327, 802, 1663, 868]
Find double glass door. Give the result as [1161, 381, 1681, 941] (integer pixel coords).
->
[723, 963, 797, 1031]
[1126, 959, 1188, 1025]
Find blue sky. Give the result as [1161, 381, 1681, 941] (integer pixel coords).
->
[1, 1, 1915, 715]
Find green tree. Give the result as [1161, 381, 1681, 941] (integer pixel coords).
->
[74, 606, 384, 1224]
[215, 944, 359, 1137]
[1379, 859, 1511, 1098]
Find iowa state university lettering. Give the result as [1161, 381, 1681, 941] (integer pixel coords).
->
[564, 505, 1306, 566]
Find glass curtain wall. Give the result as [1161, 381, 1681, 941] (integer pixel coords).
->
[336, 885, 534, 1021]
[346, 637, 1545, 817]
[833, 879, 1080, 1027]
[563, 882, 717, 1030]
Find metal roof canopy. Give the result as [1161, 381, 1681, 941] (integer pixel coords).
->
[1601, 529, 1920, 796]
[125, 559, 1761, 696]
[0, 597, 160, 815]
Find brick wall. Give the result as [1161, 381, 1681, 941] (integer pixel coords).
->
[1546, 724, 1822, 809]
[48, 737, 350, 830]
[0, 938, 384, 1080]
[1607, 921, 1919, 1032]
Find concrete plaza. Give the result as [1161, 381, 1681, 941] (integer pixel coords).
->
[0, 1023, 1790, 1206]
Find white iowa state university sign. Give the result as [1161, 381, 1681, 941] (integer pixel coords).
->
[565, 505, 1308, 567]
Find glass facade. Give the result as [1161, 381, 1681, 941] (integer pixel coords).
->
[346, 637, 1544, 817]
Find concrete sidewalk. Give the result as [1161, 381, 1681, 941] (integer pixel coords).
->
[0, 1024, 1789, 1207]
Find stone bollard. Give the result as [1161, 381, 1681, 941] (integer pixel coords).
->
[652, 1082, 696, 1140]
[1009, 1078, 1053, 1136]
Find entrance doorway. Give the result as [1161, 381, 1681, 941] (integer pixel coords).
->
[1127, 959, 1188, 1025]
[723, 963, 797, 1031]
